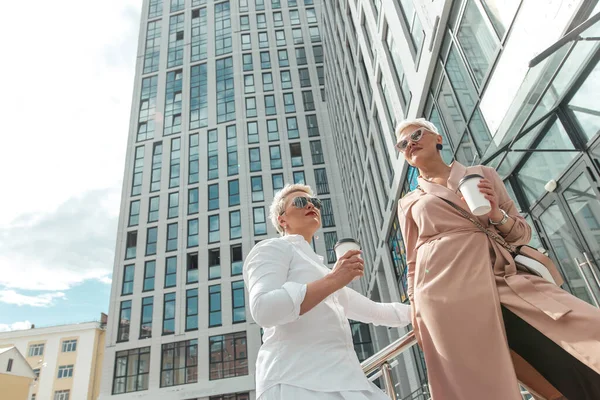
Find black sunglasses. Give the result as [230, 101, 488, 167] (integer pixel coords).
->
[280, 196, 322, 215]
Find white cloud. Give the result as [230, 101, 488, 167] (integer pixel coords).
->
[0, 291, 66, 308]
[0, 321, 33, 332]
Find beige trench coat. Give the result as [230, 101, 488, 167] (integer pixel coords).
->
[398, 162, 600, 400]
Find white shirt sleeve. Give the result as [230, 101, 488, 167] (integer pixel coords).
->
[338, 287, 411, 328]
[243, 240, 307, 328]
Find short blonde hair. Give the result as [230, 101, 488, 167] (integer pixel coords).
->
[269, 183, 314, 234]
[395, 118, 440, 142]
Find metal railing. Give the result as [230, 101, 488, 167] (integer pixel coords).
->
[360, 330, 534, 400]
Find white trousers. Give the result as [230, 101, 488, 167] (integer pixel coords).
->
[259, 382, 391, 400]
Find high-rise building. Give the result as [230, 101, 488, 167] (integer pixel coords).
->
[0, 317, 106, 400]
[99, 1, 366, 399]
[322, 0, 600, 398]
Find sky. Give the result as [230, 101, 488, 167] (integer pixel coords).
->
[0, 0, 142, 331]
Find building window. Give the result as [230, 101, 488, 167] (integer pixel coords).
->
[137, 77, 158, 142]
[263, 72, 274, 92]
[57, 365, 74, 379]
[299, 68, 311, 87]
[165, 256, 177, 288]
[112, 347, 150, 394]
[309, 26, 320, 42]
[280, 70, 292, 90]
[171, 0, 184, 12]
[302, 90, 315, 111]
[244, 74, 255, 94]
[314, 168, 329, 194]
[148, 197, 159, 222]
[54, 391, 70, 400]
[190, 63, 208, 129]
[208, 129, 218, 180]
[230, 210, 242, 239]
[251, 176, 264, 202]
[163, 292, 176, 335]
[28, 344, 44, 357]
[256, 13, 267, 29]
[267, 119, 279, 141]
[306, 7, 317, 24]
[385, 26, 410, 106]
[258, 31, 269, 48]
[226, 125, 239, 176]
[397, 0, 425, 55]
[187, 253, 199, 283]
[306, 114, 319, 136]
[188, 219, 199, 247]
[275, 30, 286, 46]
[164, 70, 183, 135]
[209, 215, 220, 243]
[272, 0, 281, 8]
[240, 15, 250, 31]
[242, 33, 252, 51]
[310, 140, 324, 164]
[273, 11, 284, 27]
[125, 231, 137, 260]
[191, 8, 208, 62]
[186, 289, 199, 331]
[261, 95, 275, 116]
[118, 300, 132, 342]
[290, 9, 301, 25]
[290, 143, 303, 167]
[232, 281, 246, 322]
[321, 198, 335, 227]
[283, 93, 296, 113]
[316, 66, 324, 86]
[189, 134, 199, 184]
[167, 14, 185, 68]
[293, 171, 305, 184]
[131, 146, 145, 196]
[150, 142, 162, 192]
[33, 368, 40, 380]
[188, 188, 199, 215]
[122, 265, 134, 295]
[208, 249, 221, 280]
[160, 340, 198, 387]
[216, 57, 235, 122]
[272, 173, 284, 194]
[242, 53, 253, 71]
[140, 297, 153, 339]
[208, 184, 220, 211]
[278, 49, 289, 66]
[209, 332, 248, 380]
[313, 44, 323, 63]
[269, 145, 282, 169]
[6, 358, 12, 372]
[245, 97, 257, 118]
[295, 47, 307, 64]
[260, 51, 271, 69]
[380, 76, 397, 131]
[146, 227, 158, 256]
[169, 138, 181, 188]
[247, 121, 259, 144]
[209, 284, 222, 327]
[167, 192, 179, 219]
[229, 180, 240, 206]
[231, 245, 243, 276]
[142, 260, 156, 292]
[149, 0, 162, 18]
[129, 200, 140, 227]
[350, 321, 375, 362]
[62, 340, 77, 353]
[324, 231, 338, 263]
[292, 27, 303, 44]
[256, 0, 265, 9]
[215, 2, 232, 55]
[253, 207, 267, 236]
[166, 223, 178, 252]
[249, 148, 262, 172]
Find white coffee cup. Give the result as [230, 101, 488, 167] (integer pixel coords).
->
[457, 174, 492, 216]
[334, 238, 362, 281]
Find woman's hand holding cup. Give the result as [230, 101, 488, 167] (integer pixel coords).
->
[330, 250, 364, 289]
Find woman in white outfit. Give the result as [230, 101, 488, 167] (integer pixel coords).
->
[243, 183, 412, 400]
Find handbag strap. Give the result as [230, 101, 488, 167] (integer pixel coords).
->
[416, 185, 517, 254]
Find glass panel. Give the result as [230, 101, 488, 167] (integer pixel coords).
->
[437, 76, 466, 146]
[480, 0, 520, 38]
[567, 60, 600, 143]
[539, 203, 595, 304]
[445, 45, 477, 119]
[562, 172, 600, 300]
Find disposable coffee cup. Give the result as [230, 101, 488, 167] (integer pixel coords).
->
[334, 239, 362, 281]
[457, 174, 492, 216]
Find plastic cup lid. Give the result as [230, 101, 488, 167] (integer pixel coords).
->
[458, 174, 484, 188]
[334, 238, 360, 249]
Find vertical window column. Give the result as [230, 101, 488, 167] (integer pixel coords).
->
[137, 76, 158, 142]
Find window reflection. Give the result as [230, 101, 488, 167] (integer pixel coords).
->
[568, 60, 600, 143]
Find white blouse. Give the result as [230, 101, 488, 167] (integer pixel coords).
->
[243, 234, 411, 399]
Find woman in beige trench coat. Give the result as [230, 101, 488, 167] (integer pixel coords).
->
[396, 118, 600, 400]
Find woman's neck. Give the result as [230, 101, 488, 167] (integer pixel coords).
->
[419, 161, 451, 184]
[285, 230, 314, 244]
